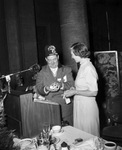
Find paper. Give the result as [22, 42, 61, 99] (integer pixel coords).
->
[34, 98, 59, 105]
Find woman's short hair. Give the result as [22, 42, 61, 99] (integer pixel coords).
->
[70, 42, 90, 58]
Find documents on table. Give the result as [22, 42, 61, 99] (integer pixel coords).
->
[34, 98, 59, 105]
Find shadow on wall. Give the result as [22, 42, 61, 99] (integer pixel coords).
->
[96, 68, 107, 131]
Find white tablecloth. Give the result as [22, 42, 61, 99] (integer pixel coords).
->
[52, 125, 96, 146]
[14, 125, 122, 150]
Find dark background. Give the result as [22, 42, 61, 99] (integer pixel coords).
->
[0, 0, 121, 96]
[34, 0, 122, 64]
[0, 0, 121, 133]
[34, 0, 122, 90]
[0, 0, 122, 73]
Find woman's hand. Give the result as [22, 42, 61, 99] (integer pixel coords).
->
[63, 89, 76, 98]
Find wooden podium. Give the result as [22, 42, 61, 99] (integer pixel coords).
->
[4, 91, 61, 138]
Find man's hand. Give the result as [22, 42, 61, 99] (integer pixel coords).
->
[45, 82, 61, 92]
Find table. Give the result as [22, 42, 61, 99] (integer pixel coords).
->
[52, 125, 96, 146]
[13, 125, 122, 150]
[57, 126, 122, 150]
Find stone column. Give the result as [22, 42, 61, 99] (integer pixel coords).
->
[59, 0, 89, 73]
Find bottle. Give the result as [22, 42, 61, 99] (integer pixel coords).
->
[61, 142, 68, 150]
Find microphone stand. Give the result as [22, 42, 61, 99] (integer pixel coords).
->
[0, 64, 40, 93]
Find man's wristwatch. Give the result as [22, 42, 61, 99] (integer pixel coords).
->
[44, 86, 49, 94]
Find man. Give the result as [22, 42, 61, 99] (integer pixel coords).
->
[35, 45, 74, 125]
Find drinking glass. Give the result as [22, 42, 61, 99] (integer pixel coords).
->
[42, 122, 51, 149]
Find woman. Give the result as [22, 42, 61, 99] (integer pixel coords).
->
[63, 42, 100, 136]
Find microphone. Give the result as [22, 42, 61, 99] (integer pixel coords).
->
[29, 63, 40, 72]
[0, 63, 40, 80]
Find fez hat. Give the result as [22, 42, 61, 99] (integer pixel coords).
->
[45, 45, 58, 57]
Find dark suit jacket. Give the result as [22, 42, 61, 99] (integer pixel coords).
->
[36, 64, 74, 122]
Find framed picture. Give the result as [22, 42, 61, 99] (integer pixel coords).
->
[94, 51, 120, 99]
